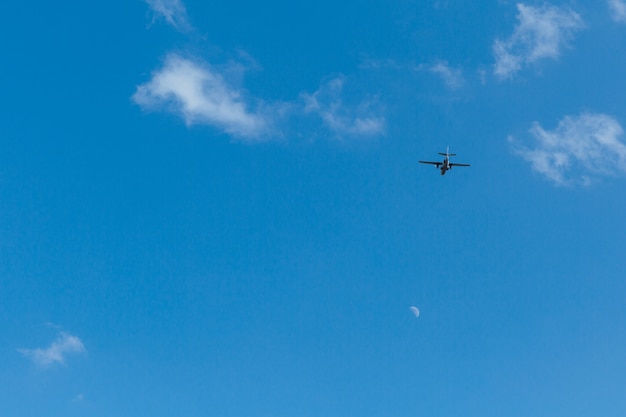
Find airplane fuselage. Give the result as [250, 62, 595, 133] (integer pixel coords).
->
[440, 158, 450, 175]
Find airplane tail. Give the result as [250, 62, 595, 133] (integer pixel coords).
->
[438, 146, 455, 156]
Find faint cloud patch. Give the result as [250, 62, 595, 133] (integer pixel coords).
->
[358, 58, 404, 71]
[477, 67, 488, 85]
[493, 3, 584, 80]
[133, 54, 281, 140]
[608, 0, 626, 22]
[302, 76, 385, 138]
[18, 332, 86, 368]
[43, 321, 63, 330]
[145, 0, 192, 32]
[429, 61, 464, 90]
[510, 113, 626, 186]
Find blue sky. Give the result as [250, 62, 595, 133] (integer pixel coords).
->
[2, 0, 626, 416]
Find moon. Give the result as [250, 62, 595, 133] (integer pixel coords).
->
[409, 306, 420, 318]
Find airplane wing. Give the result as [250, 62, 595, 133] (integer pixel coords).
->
[449, 163, 470, 167]
[419, 161, 442, 167]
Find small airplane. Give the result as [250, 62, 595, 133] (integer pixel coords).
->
[419, 147, 470, 176]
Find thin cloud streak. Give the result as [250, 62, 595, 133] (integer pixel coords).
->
[493, 3, 584, 80]
[18, 332, 86, 367]
[133, 54, 275, 140]
[608, 0, 626, 22]
[302, 76, 385, 138]
[429, 61, 464, 90]
[145, 0, 192, 32]
[510, 113, 626, 186]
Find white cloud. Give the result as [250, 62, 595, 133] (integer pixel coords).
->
[133, 54, 276, 140]
[609, 0, 626, 22]
[493, 3, 584, 80]
[510, 113, 626, 186]
[145, 0, 191, 32]
[134, 55, 387, 141]
[302, 76, 385, 138]
[430, 61, 464, 90]
[19, 332, 86, 367]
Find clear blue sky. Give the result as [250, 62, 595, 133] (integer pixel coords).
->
[2, 1, 626, 416]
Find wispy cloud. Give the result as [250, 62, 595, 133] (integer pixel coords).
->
[18, 332, 86, 367]
[145, 0, 192, 32]
[302, 76, 385, 138]
[608, 0, 626, 22]
[493, 3, 584, 80]
[133, 54, 277, 140]
[429, 61, 464, 90]
[362, 58, 465, 90]
[510, 113, 626, 186]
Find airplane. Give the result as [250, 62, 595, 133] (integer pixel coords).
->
[419, 147, 470, 176]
